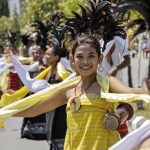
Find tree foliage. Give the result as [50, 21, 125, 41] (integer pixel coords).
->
[0, 0, 9, 17]
[0, 17, 13, 46]
[21, 0, 60, 25]
[58, 0, 85, 16]
[0, 9, 20, 47]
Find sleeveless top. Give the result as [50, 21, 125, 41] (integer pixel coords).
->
[65, 93, 120, 150]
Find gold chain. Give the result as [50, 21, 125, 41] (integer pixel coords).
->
[74, 78, 97, 98]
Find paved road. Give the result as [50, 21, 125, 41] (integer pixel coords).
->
[0, 56, 149, 150]
[0, 118, 49, 150]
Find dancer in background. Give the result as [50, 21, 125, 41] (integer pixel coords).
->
[20, 19, 72, 149]
[21, 36, 47, 140]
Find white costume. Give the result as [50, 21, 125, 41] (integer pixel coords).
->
[99, 36, 130, 80]
[109, 121, 150, 150]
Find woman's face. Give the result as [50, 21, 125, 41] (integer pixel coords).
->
[32, 46, 45, 62]
[44, 47, 59, 66]
[73, 44, 101, 77]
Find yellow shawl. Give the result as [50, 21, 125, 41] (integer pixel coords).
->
[0, 74, 149, 121]
[0, 66, 51, 106]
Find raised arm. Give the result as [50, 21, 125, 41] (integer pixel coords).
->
[15, 88, 67, 118]
[109, 76, 148, 94]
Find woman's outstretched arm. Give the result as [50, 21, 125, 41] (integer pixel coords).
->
[15, 88, 67, 118]
[109, 76, 149, 94]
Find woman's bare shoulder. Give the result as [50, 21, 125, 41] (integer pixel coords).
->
[61, 85, 76, 102]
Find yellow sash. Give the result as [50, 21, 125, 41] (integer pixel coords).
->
[0, 62, 71, 106]
[56, 62, 71, 80]
[0, 74, 149, 121]
[0, 120, 4, 128]
[18, 56, 33, 65]
[0, 76, 80, 121]
[0, 69, 10, 91]
[0, 66, 51, 106]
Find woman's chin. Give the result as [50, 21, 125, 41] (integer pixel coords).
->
[79, 70, 96, 77]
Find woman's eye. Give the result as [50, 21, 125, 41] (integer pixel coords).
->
[76, 55, 83, 59]
[89, 55, 95, 58]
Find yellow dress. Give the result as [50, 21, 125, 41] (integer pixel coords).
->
[65, 93, 120, 150]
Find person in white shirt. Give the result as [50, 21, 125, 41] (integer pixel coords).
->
[99, 36, 130, 81]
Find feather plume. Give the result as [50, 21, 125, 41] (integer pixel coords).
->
[66, 0, 126, 43]
[116, 0, 150, 34]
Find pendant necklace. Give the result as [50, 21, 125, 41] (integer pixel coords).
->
[69, 78, 96, 112]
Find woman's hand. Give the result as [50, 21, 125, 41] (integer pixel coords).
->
[108, 67, 119, 77]
[6, 89, 16, 94]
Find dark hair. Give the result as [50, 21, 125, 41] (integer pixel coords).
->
[52, 45, 66, 62]
[72, 34, 101, 56]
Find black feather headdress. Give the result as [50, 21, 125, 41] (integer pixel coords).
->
[21, 33, 30, 46]
[50, 10, 66, 26]
[4, 31, 20, 48]
[115, 0, 150, 39]
[46, 11, 76, 51]
[30, 20, 49, 50]
[66, 0, 126, 51]
[127, 19, 148, 38]
[46, 22, 76, 57]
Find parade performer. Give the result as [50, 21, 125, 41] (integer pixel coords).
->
[15, 19, 71, 148]
[43, 45, 71, 149]
[20, 30, 48, 140]
[0, 34, 149, 150]
[66, 0, 130, 138]
[0, 1, 150, 150]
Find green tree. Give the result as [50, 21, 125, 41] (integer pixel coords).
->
[0, 17, 13, 46]
[21, 0, 86, 26]
[0, 0, 9, 17]
[0, 8, 21, 47]
[58, 0, 85, 16]
[21, 0, 60, 25]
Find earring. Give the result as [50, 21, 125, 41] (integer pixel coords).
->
[98, 65, 104, 72]
[72, 63, 76, 68]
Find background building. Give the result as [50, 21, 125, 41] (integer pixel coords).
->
[8, 0, 21, 17]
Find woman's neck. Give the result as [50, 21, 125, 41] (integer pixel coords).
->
[51, 63, 57, 74]
[80, 73, 97, 88]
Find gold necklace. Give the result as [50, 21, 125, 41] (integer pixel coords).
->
[69, 78, 96, 112]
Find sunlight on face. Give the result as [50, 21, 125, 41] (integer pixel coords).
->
[44, 48, 59, 66]
[32, 46, 45, 62]
[73, 44, 101, 77]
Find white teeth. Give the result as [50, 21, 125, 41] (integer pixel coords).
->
[82, 67, 91, 69]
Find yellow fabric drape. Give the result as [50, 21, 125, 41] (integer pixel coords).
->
[0, 66, 51, 106]
[101, 92, 150, 103]
[0, 62, 71, 107]
[18, 56, 33, 65]
[0, 76, 80, 121]
[57, 63, 71, 80]
[0, 74, 150, 121]
[0, 120, 4, 128]
[0, 69, 10, 91]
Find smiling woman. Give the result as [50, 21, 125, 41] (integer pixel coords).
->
[72, 38, 102, 77]
[2, 33, 147, 150]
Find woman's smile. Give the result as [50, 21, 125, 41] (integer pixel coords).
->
[73, 44, 101, 76]
[80, 65, 92, 71]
